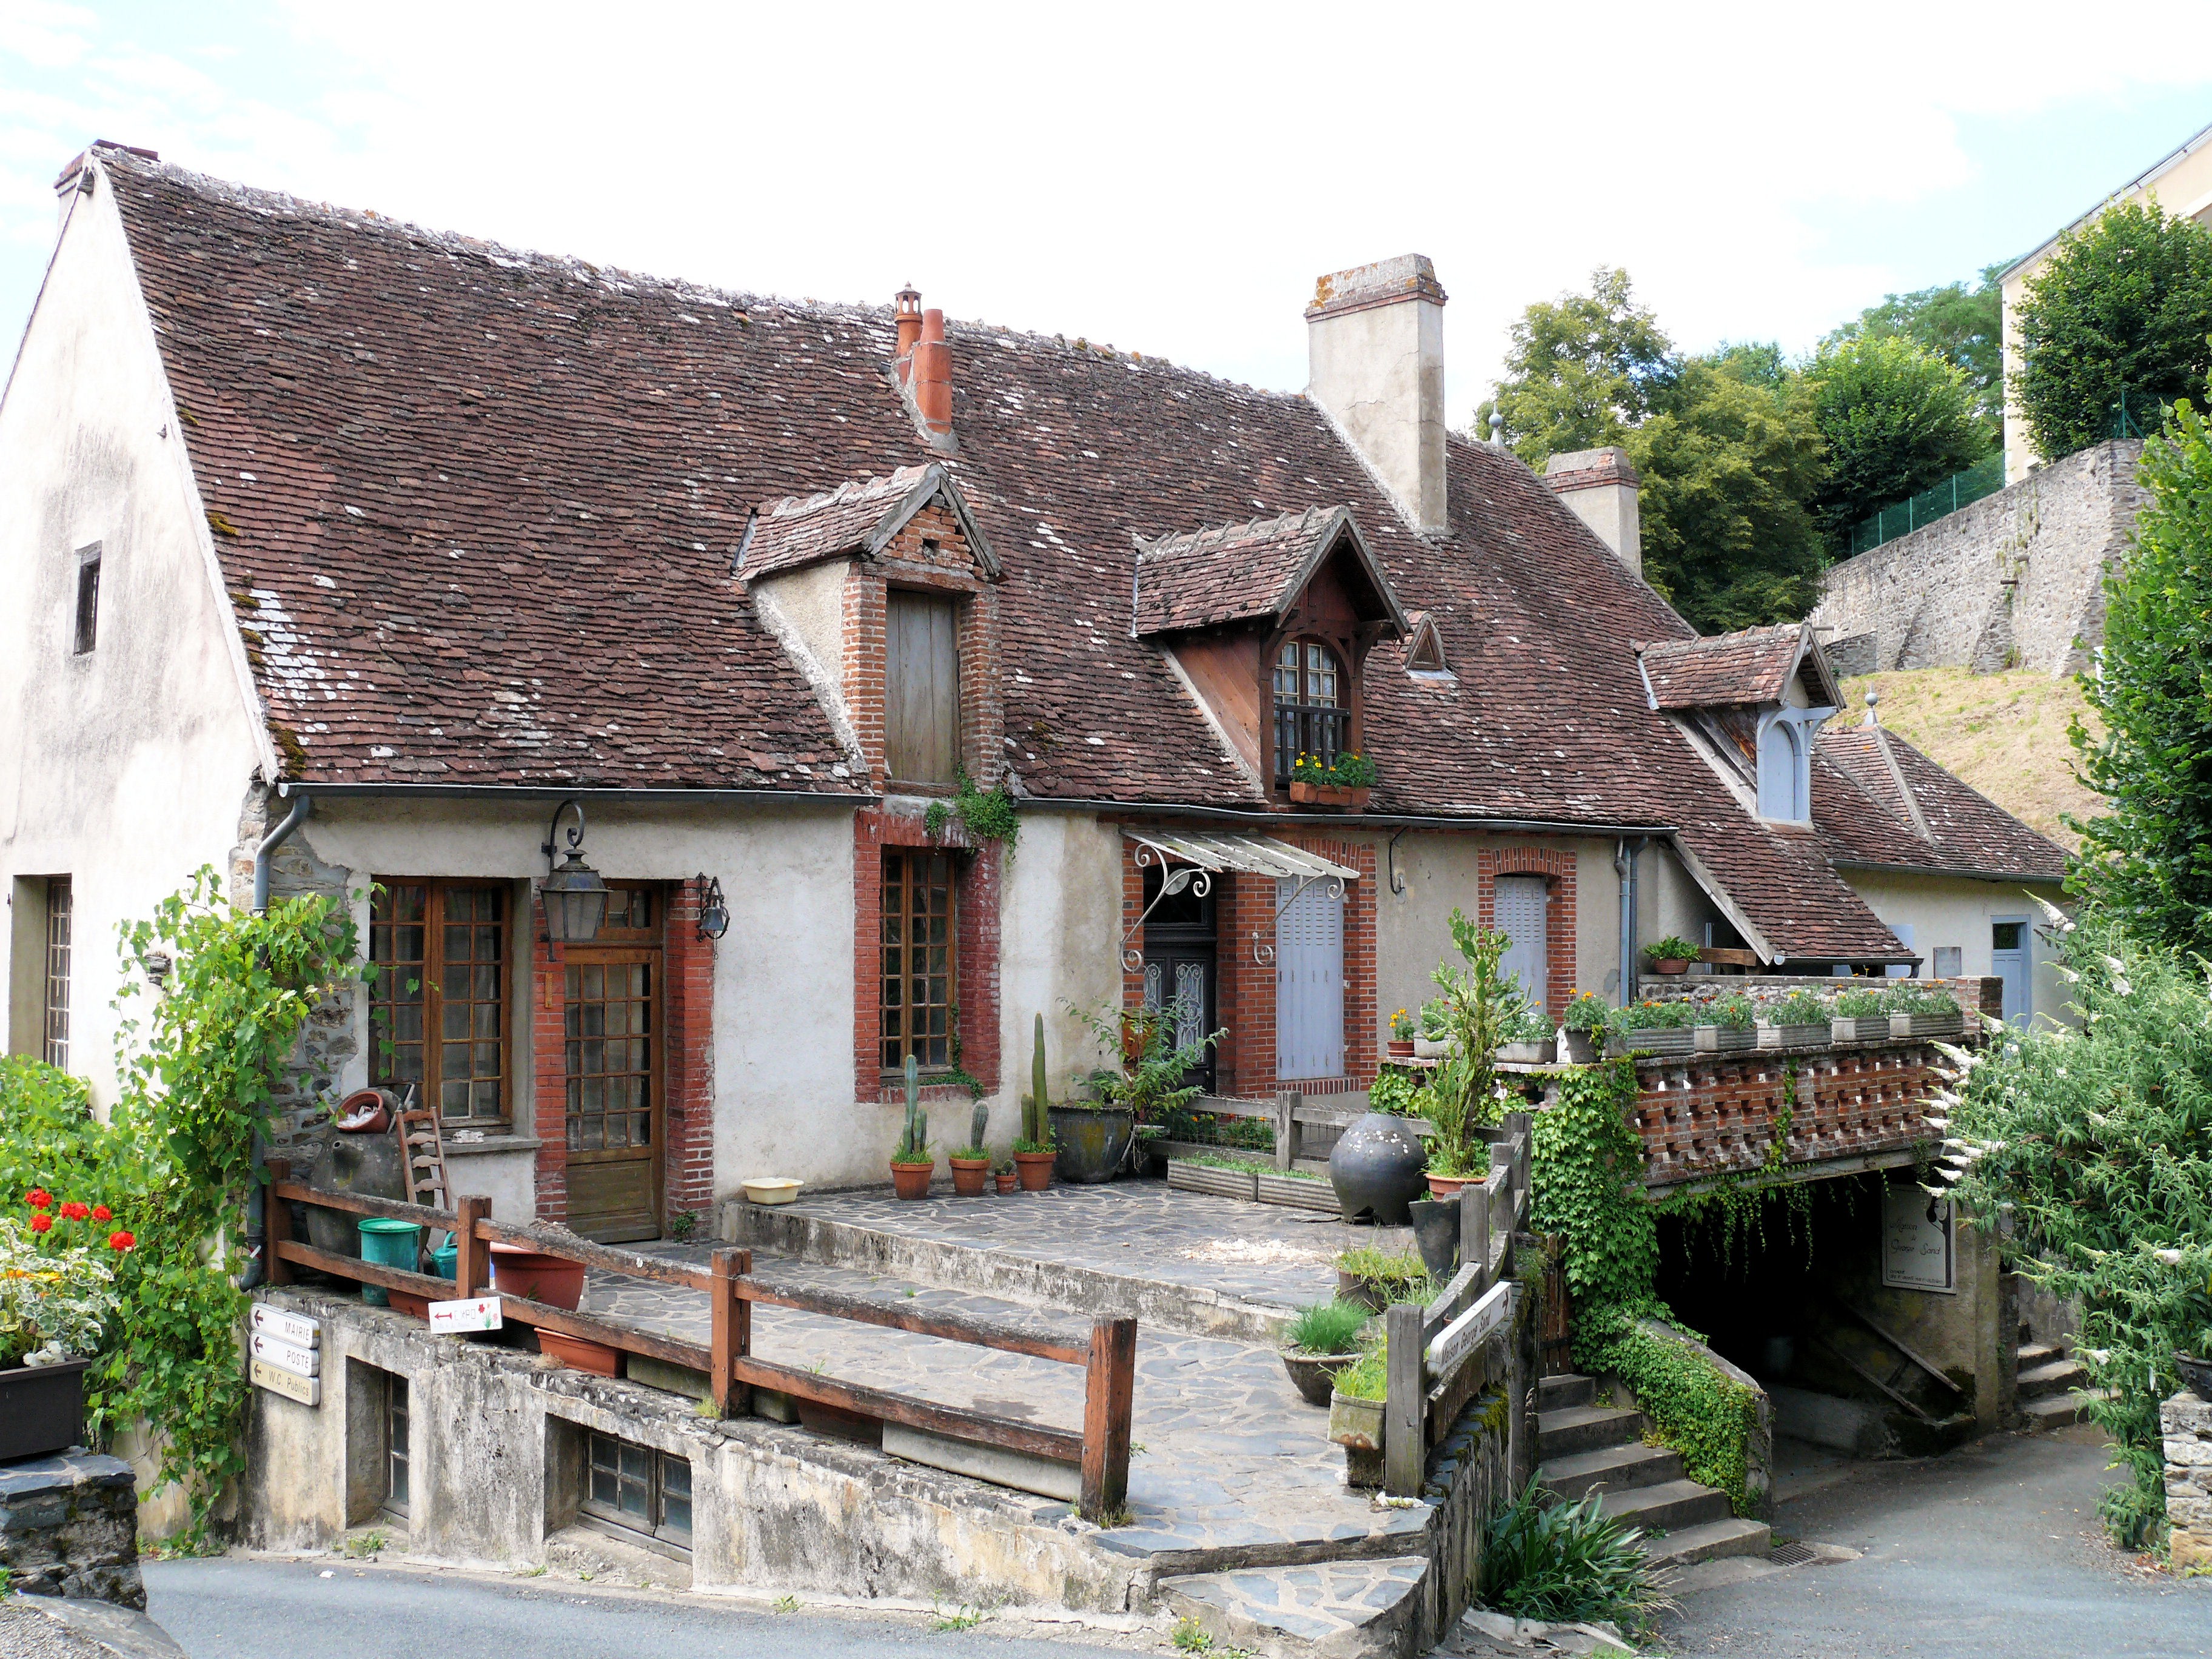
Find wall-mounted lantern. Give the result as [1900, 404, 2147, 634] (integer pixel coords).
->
[695, 874, 729, 942]
[540, 797, 609, 944]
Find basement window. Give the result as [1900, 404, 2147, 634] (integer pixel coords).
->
[72, 545, 101, 655]
[384, 1375, 411, 1518]
[581, 1430, 691, 1548]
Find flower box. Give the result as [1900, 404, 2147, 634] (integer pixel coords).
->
[1497, 1040, 1558, 1065]
[1560, 1030, 1601, 1065]
[1829, 1016, 1889, 1044]
[1327, 1389, 1385, 1452]
[1288, 780, 1369, 811]
[1168, 1160, 1256, 1202]
[1254, 1170, 1339, 1213]
[1889, 1011, 1965, 1040]
[1693, 1024, 1757, 1052]
[1618, 1027, 1694, 1056]
[1758, 1022, 1831, 1049]
[1412, 1036, 1453, 1060]
[0, 1359, 89, 1463]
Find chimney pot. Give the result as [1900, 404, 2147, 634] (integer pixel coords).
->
[913, 307, 952, 440]
[894, 285, 923, 381]
[1544, 447, 1643, 575]
[1305, 255, 1449, 534]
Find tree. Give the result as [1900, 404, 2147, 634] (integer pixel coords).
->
[1476, 267, 1676, 464]
[2070, 390, 2212, 957]
[1627, 355, 1828, 630]
[1822, 264, 2006, 432]
[2013, 199, 2212, 462]
[1807, 335, 1988, 541]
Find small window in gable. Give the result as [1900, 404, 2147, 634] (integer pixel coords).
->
[1403, 614, 1450, 677]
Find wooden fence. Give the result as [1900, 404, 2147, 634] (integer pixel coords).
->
[1382, 1111, 1532, 1497]
[263, 1159, 1137, 1521]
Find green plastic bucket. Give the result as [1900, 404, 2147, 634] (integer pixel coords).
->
[358, 1218, 423, 1307]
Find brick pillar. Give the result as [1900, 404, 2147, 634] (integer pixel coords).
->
[531, 896, 568, 1224]
[663, 879, 717, 1224]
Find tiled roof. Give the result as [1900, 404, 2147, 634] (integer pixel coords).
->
[86, 149, 2055, 959]
[1131, 504, 1404, 636]
[1640, 625, 1833, 711]
[1817, 725, 2068, 882]
[743, 466, 957, 580]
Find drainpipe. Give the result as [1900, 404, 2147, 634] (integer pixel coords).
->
[243, 790, 312, 1289]
[1615, 837, 1647, 1006]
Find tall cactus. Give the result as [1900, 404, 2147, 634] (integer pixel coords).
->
[969, 1098, 990, 1153]
[1025, 1012, 1051, 1145]
[896, 1053, 930, 1161]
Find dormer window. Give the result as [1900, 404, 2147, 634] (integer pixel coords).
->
[1273, 639, 1349, 783]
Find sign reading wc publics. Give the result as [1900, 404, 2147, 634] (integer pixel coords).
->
[429, 1297, 503, 1333]
[249, 1306, 323, 1407]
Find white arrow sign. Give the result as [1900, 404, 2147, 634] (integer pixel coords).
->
[250, 1305, 320, 1349]
[250, 1357, 321, 1407]
[249, 1330, 320, 1378]
[429, 1296, 503, 1333]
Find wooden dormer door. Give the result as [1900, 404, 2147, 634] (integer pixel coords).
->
[563, 884, 665, 1242]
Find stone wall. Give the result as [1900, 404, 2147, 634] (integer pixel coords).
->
[0, 1451, 144, 1607]
[2165, 1389, 2212, 1573]
[1809, 440, 2148, 678]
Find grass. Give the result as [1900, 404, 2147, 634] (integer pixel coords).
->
[1172, 1151, 1325, 1181]
[1482, 1479, 1673, 1635]
[1285, 1297, 1372, 1356]
[344, 1530, 387, 1558]
[773, 1594, 800, 1613]
[1335, 1244, 1430, 1284]
[928, 1603, 985, 1632]
[1842, 668, 2102, 850]
[1333, 1341, 1388, 1401]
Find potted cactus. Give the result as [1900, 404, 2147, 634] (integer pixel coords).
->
[993, 1159, 1019, 1196]
[1013, 1014, 1057, 1191]
[948, 1100, 993, 1198]
[890, 1056, 934, 1200]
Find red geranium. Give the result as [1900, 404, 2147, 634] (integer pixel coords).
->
[25, 1189, 51, 1211]
[58, 1202, 89, 1222]
[90, 1205, 111, 1222]
[108, 1230, 135, 1252]
[29, 1213, 53, 1234]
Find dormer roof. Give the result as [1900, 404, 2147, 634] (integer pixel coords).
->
[1131, 504, 1409, 638]
[740, 463, 998, 581]
[1637, 623, 1840, 711]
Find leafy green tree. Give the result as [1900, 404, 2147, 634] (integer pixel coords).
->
[2070, 391, 2212, 955]
[2013, 199, 2212, 461]
[1476, 267, 1676, 464]
[1808, 335, 1989, 541]
[1627, 355, 1827, 630]
[1823, 264, 2006, 431]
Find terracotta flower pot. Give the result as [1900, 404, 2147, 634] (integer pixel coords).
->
[536, 1329, 620, 1376]
[1424, 1173, 1475, 1199]
[1649, 959, 1689, 976]
[994, 1171, 1018, 1195]
[489, 1244, 586, 1310]
[890, 1161, 934, 1201]
[948, 1156, 991, 1198]
[1013, 1150, 1056, 1191]
[1288, 780, 1370, 811]
[1386, 1039, 1415, 1058]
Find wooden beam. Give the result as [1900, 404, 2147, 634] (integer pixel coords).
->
[1383, 1301, 1424, 1497]
[264, 1160, 296, 1288]
[272, 1181, 455, 1231]
[735, 1279, 1088, 1366]
[1421, 1259, 1481, 1340]
[1461, 1181, 1492, 1301]
[452, 1196, 490, 1299]
[498, 1293, 715, 1373]
[1080, 1316, 1137, 1521]
[733, 1355, 1086, 1466]
[710, 1247, 745, 1418]
[476, 1216, 715, 1293]
[272, 1239, 468, 1304]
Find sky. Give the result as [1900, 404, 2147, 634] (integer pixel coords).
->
[6, 1, 2212, 421]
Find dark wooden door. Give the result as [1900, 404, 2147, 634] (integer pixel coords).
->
[563, 948, 665, 1242]
[1140, 862, 1217, 1095]
[886, 589, 959, 784]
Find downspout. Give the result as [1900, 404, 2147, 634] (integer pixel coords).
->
[1615, 836, 1647, 1006]
[243, 789, 312, 1289]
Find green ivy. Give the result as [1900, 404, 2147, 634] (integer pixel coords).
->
[922, 768, 1020, 854]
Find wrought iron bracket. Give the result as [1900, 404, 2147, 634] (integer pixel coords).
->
[1121, 837, 1212, 974]
[1252, 870, 1345, 965]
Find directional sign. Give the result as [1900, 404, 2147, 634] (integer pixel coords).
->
[249, 1330, 320, 1378]
[429, 1296, 503, 1333]
[250, 1305, 320, 1349]
[250, 1357, 321, 1407]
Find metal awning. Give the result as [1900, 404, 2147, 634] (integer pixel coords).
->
[1121, 832, 1358, 971]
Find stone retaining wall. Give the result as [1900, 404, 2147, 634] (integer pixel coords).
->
[2164, 1389, 2212, 1572]
[0, 1451, 144, 1608]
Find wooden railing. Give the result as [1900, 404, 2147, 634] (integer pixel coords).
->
[1381, 1111, 1532, 1497]
[264, 1160, 1137, 1521]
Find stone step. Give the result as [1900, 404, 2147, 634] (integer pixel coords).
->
[1158, 1555, 1430, 1659]
[1536, 1406, 1644, 1461]
[2018, 1340, 2065, 1369]
[1641, 1517, 1774, 1570]
[2022, 1388, 2106, 1430]
[2019, 1357, 2086, 1400]
[1595, 1476, 1733, 1533]
[1535, 1439, 1683, 1501]
[1538, 1373, 1594, 1413]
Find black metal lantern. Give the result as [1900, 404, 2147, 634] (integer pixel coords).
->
[694, 873, 729, 942]
[540, 797, 609, 944]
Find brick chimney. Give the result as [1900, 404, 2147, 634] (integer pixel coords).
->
[911, 308, 953, 443]
[1544, 447, 1642, 576]
[1305, 255, 1449, 534]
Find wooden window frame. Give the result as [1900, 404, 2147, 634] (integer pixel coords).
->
[1271, 634, 1355, 785]
[383, 1372, 411, 1520]
[581, 1429, 691, 1548]
[880, 848, 959, 1078]
[42, 877, 71, 1071]
[369, 878, 514, 1128]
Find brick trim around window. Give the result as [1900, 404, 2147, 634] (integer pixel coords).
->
[1475, 845, 1578, 1018]
[853, 808, 1002, 1105]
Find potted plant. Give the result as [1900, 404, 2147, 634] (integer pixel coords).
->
[1387, 1007, 1417, 1059]
[1887, 984, 1965, 1039]
[1280, 1298, 1371, 1407]
[1060, 999, 1221, 1185]
[1287, 751, 1376, 811]
[1013, 1014, 1059, 1191]
[1412, 997, 1453, 1060]
[993, 1159, 1019, 1196]
[890, 1056, 935, 1200]
[1398, 911, 1518, 1200]
[1328, 1340, 1389, 1488]
[1561, 992, 1608, 1065]
[1693, 992, 1758, 1052]
[1610, 997, 1697, 1056]
[1757, 990, 1833, 1049]
[947, 1101, 993, 1198]
[0, 1192, 132, 1463]
[1643, 935, 1699, 976]
[1830, 986, 1891, 1044]
[1334, 1245, 1430, 1312]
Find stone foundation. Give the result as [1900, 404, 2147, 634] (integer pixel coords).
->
[0, 1451, 144, 1608]
[2163, 1389, 2212, 1571]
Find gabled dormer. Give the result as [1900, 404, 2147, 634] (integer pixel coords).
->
[1638, 623, 1842, 826]
[740, 464, 1002, 792]
[1132, 505, 1407, 802]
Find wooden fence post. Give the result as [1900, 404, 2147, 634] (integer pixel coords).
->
[1384, 1301, 1424, 1497]
[1460, 1181, 1490, 1298]
[453, 1195, 490, 1298]
[1079, 1316, 1137, 1522]
[1275, 1090, 1302, 1170]
[709, 1247, 749, 1418]
[264, 1159, 293, 1287]
[1504, 1110, 1532, 1225]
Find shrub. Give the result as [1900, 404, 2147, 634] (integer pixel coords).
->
[1483, 1479, 1673, 1632]
[1832, 987, 1888, 1017]
[1704, 993, 1756, 1028]
[1285, 1298, 1370, 1357]
[1368, 1066, 1422, 1117]
[1809, 333, 1989, 539]
[1563, 993, 1610, 1034]
[1760, 990, 1832, 1026]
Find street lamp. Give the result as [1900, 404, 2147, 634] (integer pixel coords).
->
[540, 797, 609, 944]
[694, 873, 729, 942]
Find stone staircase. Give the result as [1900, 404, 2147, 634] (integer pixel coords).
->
[1534, 1373, 1770, 1570]
[2017, 1324, 2103, 1430]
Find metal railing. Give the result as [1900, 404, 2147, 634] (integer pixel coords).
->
[1846, 452, 2006, 557]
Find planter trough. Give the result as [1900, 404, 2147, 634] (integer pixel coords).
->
[1693, 1024, 1757, 1052]
[1618, 1027, 1694, 1056]
[1830, 1016, 1889, 1044]
[0, 1359, 89, 1463]
[1167, 1160, 1256, 1202]
[1758, 1022, 1831, 1050]
[1254, 1170, 1339, 1214]
[1497, 1040, 1557, 1065]
[1890, 1011, 1965, 1040]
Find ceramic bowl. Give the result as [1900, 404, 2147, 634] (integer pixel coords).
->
[743, 1177, 803, 1205]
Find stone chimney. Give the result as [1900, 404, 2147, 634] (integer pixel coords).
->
[1305, 255, 1449, 534]
[1544, 447, 1641, 575]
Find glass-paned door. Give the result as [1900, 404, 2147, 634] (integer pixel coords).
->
[564, 950, 663, 1242]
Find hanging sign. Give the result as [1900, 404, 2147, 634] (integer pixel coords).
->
[250, 1358, 321, 1407]
[1882, 1185, 1956, 1293]
[250, 1305, 320, 1349]
[429, 1296, 503, 1333]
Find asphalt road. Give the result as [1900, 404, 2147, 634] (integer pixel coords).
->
[143, 1557, 1153, 1659]
[1662, 1426, 2212, 1658]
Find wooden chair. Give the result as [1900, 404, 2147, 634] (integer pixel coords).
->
[394, 1088, 452, 1250]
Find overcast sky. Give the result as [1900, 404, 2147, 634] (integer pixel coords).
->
[6, 1, 2212, 420]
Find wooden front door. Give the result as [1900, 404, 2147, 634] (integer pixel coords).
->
[563, 888, 665, 1241]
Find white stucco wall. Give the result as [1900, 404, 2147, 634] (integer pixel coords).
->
[996, 813, 1125, 1116]
[1842, 869, 2074, 1028]
[0, 164, 266, 1105]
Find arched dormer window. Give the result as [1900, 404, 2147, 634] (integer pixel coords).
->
[1274, 638, 1350, 783]
[1757, 709, 1826, 822]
